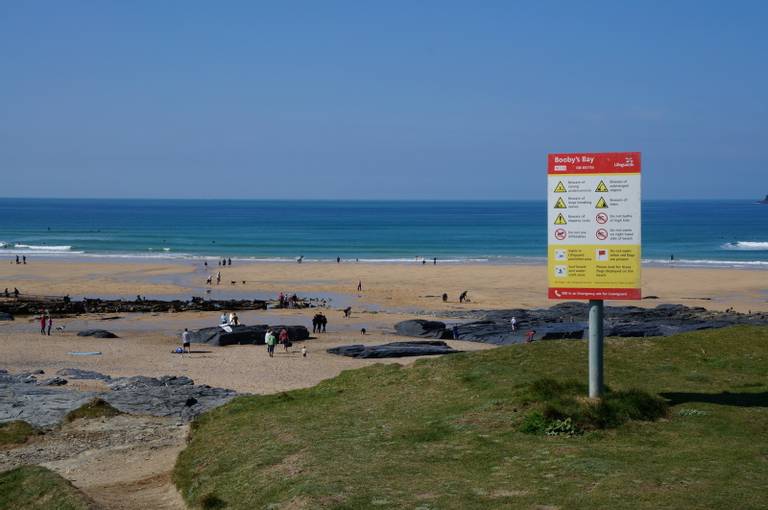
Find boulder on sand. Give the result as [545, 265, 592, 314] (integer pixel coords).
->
[327, 341, 461, 359]
[77, 329, 119, 338]
[394, 320, 452, 339]
[187, 325, 310, 346]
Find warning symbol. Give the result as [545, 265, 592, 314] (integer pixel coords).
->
[554, 228, 567, 240]
[595, 197, 608, 209]
[554, 213, 567, 225]
[554, 197, 567, 209]
[595, 180, 609, 193]
[553, 181, 567, 193]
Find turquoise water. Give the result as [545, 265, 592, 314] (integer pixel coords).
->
[0, 199, 766, 268]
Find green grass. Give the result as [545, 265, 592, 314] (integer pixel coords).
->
[174, 325, 768, 509]
[64, 398, 121, 423]
[0, 465, 97, 510]
[0, 421, 40, 448]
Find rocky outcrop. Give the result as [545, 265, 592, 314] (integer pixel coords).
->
[0, 370, 237, 427]
[0, 312, 13, 321]
[187, 325, 310, 346]
[395, 303, 768, 345]
[394, 320, 454, 339]
[327, 341, 461, 359]
[77, 329, 119, 339]
[0, 297, 269, 317]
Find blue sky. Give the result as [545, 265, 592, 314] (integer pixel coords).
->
[1, 1, 766, 199]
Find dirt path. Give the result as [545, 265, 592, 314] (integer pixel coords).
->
[0, 415, 188, 509]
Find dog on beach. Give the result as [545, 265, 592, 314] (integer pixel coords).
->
[55, 325, 66, 333]
[360, 328, 366, 335]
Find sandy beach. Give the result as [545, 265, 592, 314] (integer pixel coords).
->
[1, 258, 765, 392]
[1, 259, 766, 313]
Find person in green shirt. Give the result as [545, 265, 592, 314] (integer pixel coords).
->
[265, 328, 277, 357]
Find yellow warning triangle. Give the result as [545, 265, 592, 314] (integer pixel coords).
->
[554, 197, 567, 209]
[595, 197, 608, 209]
[595, 180, 608, 192]
[554, 213, 567, 225]
[553, 181, 567, 193]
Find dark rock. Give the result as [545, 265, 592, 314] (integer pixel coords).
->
[56, 368, 113, 381]
[394, 320, 453, 339]
[77, 329, 119, 338]
[187, 324, 310, 346]
[0, 312, 13, 321]
[328, 341, 461, 359]
[2, 370, 237, 427]
[405, 303, 768, 344]
[40, 377, 68, 386]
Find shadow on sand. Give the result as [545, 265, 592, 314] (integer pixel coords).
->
[660, 391, 768, 408]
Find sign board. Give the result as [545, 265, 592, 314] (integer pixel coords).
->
[547, 152, 641, 300]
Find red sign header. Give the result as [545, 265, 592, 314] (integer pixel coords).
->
[547, 152, 641, 175]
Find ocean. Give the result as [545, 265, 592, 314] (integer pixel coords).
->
[0, 198, 766, 268]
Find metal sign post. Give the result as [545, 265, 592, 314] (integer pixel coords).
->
[588, 299, 604, 398]
[547, 152, 641, 399]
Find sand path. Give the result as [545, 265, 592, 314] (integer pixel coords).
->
[1, 414, 187, 509]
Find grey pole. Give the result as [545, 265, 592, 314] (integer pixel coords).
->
[588, 299, 604, 398]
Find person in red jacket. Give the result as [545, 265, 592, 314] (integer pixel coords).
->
[40, 313, 47, 335]
[279, 328, 289, 352]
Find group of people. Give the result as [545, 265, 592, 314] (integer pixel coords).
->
[311, 312, 328, 333]
[3, 288, 20, 298]
[264, 327, 296, 357]
[39, 311, 53, 336]
[14, 255, 27, 265]
[206, 271, 222, 286]
[277, 292, 301, 308]
[220, 312, 240, 326]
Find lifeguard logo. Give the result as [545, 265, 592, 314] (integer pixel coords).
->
[554, 165, 567, 171]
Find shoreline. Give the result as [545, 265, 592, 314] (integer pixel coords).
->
[2, 252, 767, 270]
[1, 259, 767, 313]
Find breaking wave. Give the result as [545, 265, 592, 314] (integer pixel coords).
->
[721, 241, 768, 251]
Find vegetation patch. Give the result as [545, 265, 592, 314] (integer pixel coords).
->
[174, 325, 768, 509]
[64, 398, 122, 422]
[0, 420, 40, 448]
[0, 465, 98, 510]
[517, 378, 668, 435]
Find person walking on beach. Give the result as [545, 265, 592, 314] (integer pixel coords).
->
[279, 328, 289, 352]
[181, 328, 191, 355]
[3, 288, 8, 297]
[312, 313, 319, 333]
[22, 256, 26, 264]
[459, 290, 468, 303]
[433, 257, 437, 265]
[319, 312, 327, 332]
[343, 306, 352, 319]
[216, 271, 221, 285]
[337, 256, 341, 264]
[265, 328, 277, 357]
[227, 258, 232, 266]
[357, 280, 362, 292]
[47, 316, 53, 336]
[13, 288, 19, 298]
[510, 316, 517, 332]
[220, 313, 228, 325]
[230, 312, 239, 326]
[15, 256, 20, 264]
[39, 314, 47, 335]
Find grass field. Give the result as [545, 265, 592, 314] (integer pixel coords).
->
[174, 325, 768, 509]
[0, 465, 97, 510]
[0, 421, 39, 448]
